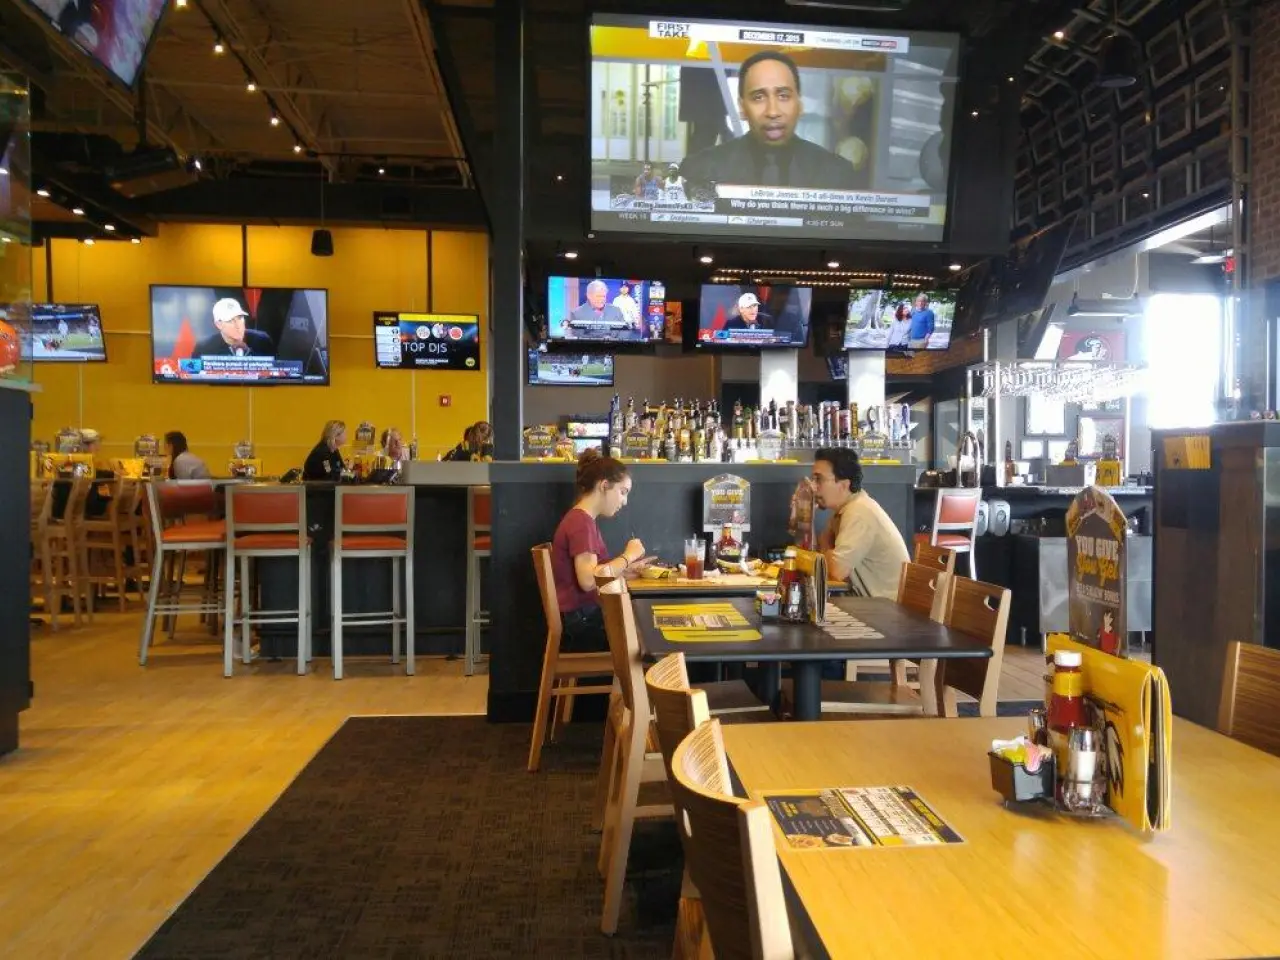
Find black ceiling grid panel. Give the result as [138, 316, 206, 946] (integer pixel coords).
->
[1015, 0, 1235, 272]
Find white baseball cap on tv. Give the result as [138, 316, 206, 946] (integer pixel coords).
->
[213, 298, 249, 324]
[738, 293, 760, 310]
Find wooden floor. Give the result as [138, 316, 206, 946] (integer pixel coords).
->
[0, 610, 1106, 958]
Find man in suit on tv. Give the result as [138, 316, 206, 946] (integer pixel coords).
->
[568, 280, 627, 333]
[678, 51, 861, 192]
[195, 297, 276, 358]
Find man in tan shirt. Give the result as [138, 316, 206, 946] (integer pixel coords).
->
[812, 447, 909, 598]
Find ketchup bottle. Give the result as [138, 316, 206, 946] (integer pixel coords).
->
[1047, 650, 1087, 771]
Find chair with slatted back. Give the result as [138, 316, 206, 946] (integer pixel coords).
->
[669, 719, 795, 960]
[527, 544, 614, 773]
[1219, 641, 1280, 757]
[914, 540, 957, 576]
[783, 561, 952, 718]
[931, 576, 1011, 718]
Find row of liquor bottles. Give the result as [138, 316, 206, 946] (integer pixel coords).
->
[605, 396, 915, 462]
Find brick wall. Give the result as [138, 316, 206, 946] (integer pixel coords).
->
[1251, 3, 1280, 282]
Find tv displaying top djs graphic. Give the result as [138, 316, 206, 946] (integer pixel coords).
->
[589, 15, 960, 243]
[23, 303, 108, 362]
[844, 288, 955, 351]
[22, 0, 169, 88]
[150, 285, 330, 385]
[697, 284, 812, 348]
[546, 276, 666, 342]
[374, 313, 481, 371]
[527, 349, 615, 386]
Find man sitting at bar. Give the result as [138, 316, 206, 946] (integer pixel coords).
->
[812, 446, 909, 598]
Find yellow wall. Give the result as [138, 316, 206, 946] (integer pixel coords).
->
[31, 223, 489, 473]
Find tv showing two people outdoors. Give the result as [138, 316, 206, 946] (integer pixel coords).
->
[150, 285, 330, 385]
[589, 15, 960, 243]
[843, 288, 954, 351]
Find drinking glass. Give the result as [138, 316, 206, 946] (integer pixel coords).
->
[684, 538, 704, 580]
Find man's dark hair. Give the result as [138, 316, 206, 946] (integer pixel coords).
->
[164, 431, 189, 456]
[737, 51, 801, 100]
[815, 447, 863, 494]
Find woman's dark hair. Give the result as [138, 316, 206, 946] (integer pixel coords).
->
[576, 448, 629, 495]
[164, 431, 189, 456]
[815, 447, 863, 494]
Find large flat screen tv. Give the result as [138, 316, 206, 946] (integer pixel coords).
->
[950, 258, 1000, 340]
[22, 0, 169, 89]
[844, 288, 954, 350]
[997, 214, 1077, 322]
[527, 349, 615, 386]
[697, 283, 812, 348]
[546, 276, 666, 343]
[24, 303, 108, 362]
[150, 285, 330, 385]
[589, 15, 960, 243]
[374, 312, 481, 371]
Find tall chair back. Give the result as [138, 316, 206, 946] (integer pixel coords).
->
[897, 560, 951, 623]
[531, 543, 563, 655]
[938, 577, 1010, 717]
[914, 541, 957, 575]
[1219, 641, 1280, 757]
[669, 720, 794, 960]
[227, 485, 307, 549]
[334, 487, 412, 547]
[644, 653, 711, 781]
[598, 578, 645, 717]
[931, 487, 982, 577]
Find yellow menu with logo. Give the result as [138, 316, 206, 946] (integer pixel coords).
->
[1047, 634, 1172, 832]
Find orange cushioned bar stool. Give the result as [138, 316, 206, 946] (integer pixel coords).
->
[332, 487, 416, 680]
[930, 487, 982, 579]
[464, 485, 491, 676]
[224, 485, 311, 678]
[138, 480, 227, 665]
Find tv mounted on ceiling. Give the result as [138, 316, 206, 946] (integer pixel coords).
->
[696, 283, 812, 349]
[21, 0, 170, 89]
[844, 288, 955, 351]
[588, 14, 960, 243]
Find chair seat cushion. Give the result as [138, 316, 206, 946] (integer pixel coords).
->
[701, 679, 772, 716]
[935, 534, 972, 548]
[341, 534, 407, 551]
[162, 520, 226, 544]
[234, 533, 307, 550]
[473, 535, 491, 551]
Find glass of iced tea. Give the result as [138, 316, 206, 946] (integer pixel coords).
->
[684, 538, 704, 580]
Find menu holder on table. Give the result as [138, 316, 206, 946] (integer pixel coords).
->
[652, 601, 762, 643]
[1046, 634, 1172, 832]
[792, 549, 829, 623]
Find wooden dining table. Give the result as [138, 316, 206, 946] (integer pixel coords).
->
[722, 716, 1280, 959]
[627, 572, 849, 598]
[631, 596, 992, 721]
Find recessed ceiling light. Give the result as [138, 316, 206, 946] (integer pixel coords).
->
[269, 114, 281, 127]
[563, 250, 579, 260]
[1007, 76, 1015, 83]
[378, 167, 386, 175]
[213, 38, 225, 54]
[71, 207, 85, 216]
[104, 224, 116, 232]
[555, 174, 564, 182]
[949, 263, 963, 271]
[131, 237, 141, 245]
[293, 143, 303, 154]
[1, 237, 10, 244]
[192, 157, 202, 171]
[83, 238, 95, 246]
[36, 188, 50, 198]
[246, 81, 257, 93]
[1142, 191, 1150, 198]
[175, 0, 187, 7]
[699, 254, 714, 264]
[971, 110, 979, 118]
[826, 260, 840, 269]
[1053, 30, 1065, 40]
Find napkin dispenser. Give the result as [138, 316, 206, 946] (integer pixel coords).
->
[791, 548, 829, 624]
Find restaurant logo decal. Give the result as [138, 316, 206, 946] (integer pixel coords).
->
[702, 473, 750, 531]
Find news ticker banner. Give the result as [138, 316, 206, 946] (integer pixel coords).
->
[648, 20, 912, 55]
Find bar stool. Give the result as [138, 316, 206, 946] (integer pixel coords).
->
[224, 485, 310, 678]
[464, 485, 491, 676]
[930, 487, 982, 578]
[331, 487, 415, 680]
[139, 480, 226, 664]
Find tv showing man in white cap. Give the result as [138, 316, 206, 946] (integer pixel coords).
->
[724, 292, 774, 332]
[194, 298, 276, 358]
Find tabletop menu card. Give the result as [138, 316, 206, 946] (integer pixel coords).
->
[761, 786, 963, 849]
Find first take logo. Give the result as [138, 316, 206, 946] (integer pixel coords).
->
[652, 21, 689, 38]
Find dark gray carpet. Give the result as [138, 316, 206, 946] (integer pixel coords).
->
[135, 717, 681, 960]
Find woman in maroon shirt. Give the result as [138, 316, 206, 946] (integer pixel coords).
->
[551, 449, 648, 651]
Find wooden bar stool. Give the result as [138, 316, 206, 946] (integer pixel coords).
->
[332, 487, 416, 680]
[930, 487, 982, 578]
[138, 481, 226, 664]
[464, 485, 490, 676]
[224, 485, 310, 678]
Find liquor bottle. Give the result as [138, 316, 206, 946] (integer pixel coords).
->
[850, 403, 860, 440]
[662, 424, 677, 461]
[648, 424, 662, 461]
[692, 425, 705, 462]
[409, 436, 419, 461]
[1004, 440, 1016, 485]
[732, 401, 745, 440]
[625, 397, 637, 430]
[838, 404, 851, 441]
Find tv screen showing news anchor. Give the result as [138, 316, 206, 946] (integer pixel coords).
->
[150, 285, 330, 384]
[697, 283, 812, 348]
[589, 15, 960, 243]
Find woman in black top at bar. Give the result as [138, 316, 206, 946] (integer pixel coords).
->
[303, 420, 347, 480]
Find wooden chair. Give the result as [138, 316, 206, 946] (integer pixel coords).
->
[786, 561, 952, 718]
[597, 580, 671, 936]
[668, 719, 795, 960]
[527, 544, 614, 773]
[931, 576, 1011, 718]
[1219, 641, 1280, 757]
[914, 540, 957, 576]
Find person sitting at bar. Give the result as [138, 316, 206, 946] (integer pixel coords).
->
[812, 446, 909, 598]
[442, 421, 495, 462]
[380, 428, 408, 463]
[304, 420, 347, 481]
[551, 449, 648, 652]
[164, 431, 212, 480]
[442, 425, 476, 462]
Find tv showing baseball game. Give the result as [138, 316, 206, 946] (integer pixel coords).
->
[589, 15, 960, 242]
[374, 312, 480, 371]
[545, 276, 666, 342]
[527, 349, 615, 386]
[696, 283, 812, 348]
[844, 288, 954, 350]
[150, 285, 329, 385]
[24, 303, 108, 362]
